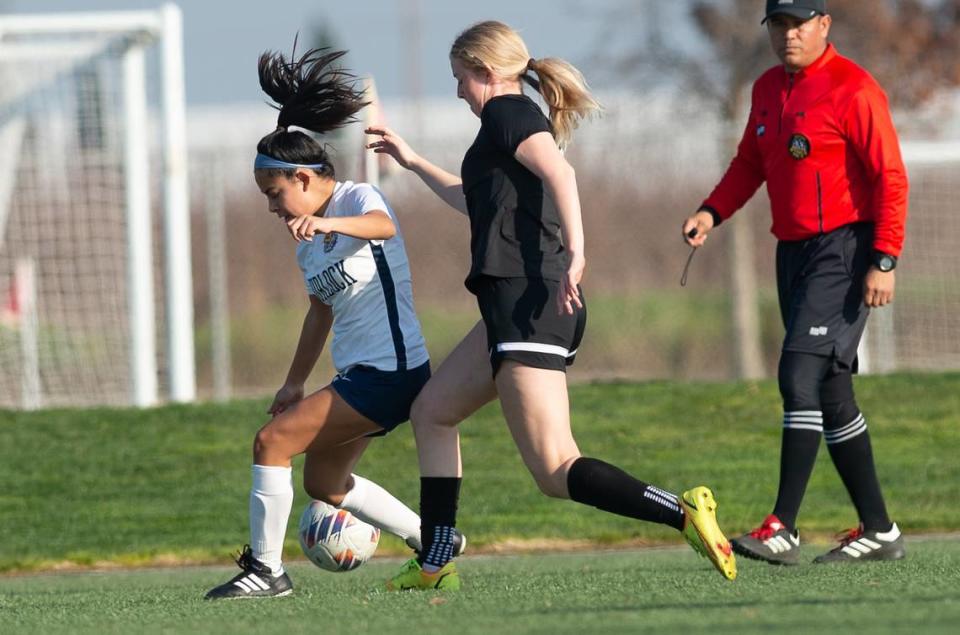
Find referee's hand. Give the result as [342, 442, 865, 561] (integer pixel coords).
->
[682, 211, 715, 247]
[864, 267, 895, 307]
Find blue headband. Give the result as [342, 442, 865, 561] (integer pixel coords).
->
[254, 153, 326, 171]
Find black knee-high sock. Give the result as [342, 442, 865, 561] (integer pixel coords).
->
[820, 370, 891, 532]
[771, 413, 823, 532]
[824, 412, 892, 531]
[566, 457, 685, 531]
[772, 352, 832, 533]
[419, 477, 461, 568]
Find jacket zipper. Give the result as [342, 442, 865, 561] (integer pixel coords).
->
[816, 171, 824, 234]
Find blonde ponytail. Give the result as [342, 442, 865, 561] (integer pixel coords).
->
[451, 21, 600, 148]
[524, 57, 601, 149]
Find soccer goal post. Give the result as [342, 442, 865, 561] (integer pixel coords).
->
[858, 140, 960, 374]
[0, 4, 195, 408]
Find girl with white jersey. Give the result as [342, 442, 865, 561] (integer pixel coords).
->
[205, 48, 461, 601]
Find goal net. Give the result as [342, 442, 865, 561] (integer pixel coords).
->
[859, 141, 960, 373]
[0, 5, 194, 409]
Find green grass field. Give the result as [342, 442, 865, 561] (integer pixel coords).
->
[2, 373, 959, 632]
[3, 542, 960, 635]
[1, 373, 958, 574]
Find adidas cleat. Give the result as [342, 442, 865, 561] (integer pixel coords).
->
[732, 514, 801, 565]
[680, 486, 737, 581]
[813, 523, 905, 564]
[204, 545, 293, 600]
[386, 558, 461, 591]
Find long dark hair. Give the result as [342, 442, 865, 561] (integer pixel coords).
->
[256, 47, 369, 178]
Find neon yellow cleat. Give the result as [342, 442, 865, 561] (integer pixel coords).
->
[385, 558, 461, 591]
[680, 486, 737, 581]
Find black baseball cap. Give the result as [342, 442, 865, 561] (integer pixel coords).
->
[762, 0, 827, 24]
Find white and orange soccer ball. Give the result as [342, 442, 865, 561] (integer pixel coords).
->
[297, 500, 380, 572]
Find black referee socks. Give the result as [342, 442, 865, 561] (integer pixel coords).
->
[567, 457, 685, 531]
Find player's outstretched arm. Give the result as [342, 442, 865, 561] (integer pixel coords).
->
[365, 125, 468, 215]
[268, 297, 333, 415]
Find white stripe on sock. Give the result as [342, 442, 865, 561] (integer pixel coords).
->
[783, 423, 824, 432]
[644, 489, 680, 512]
[825, 421, 867, 445]
[647, 486, 679, 504]
[824, 414, 866, 441]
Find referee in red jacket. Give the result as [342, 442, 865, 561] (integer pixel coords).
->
[683, 0, 907, 565]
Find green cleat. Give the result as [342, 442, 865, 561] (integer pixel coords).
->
[386, 558, 461, 591]
[680, 486, 737, 581]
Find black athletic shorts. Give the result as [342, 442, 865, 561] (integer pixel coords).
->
[776, 222, 873, 370]
[473, 276, 587, 376]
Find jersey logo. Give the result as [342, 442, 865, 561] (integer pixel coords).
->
[788, 133, 811, 160]
[307, 259, 359, 302]
[809, 326, 828, 336]
[757, 124, 766, 137]
[323, 232, 339, 253]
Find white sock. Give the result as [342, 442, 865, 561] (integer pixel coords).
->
[249, 464, 293, 576]
[340, 474, 422, 551]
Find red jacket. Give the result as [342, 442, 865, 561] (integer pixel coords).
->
[702, 44, 908, 257]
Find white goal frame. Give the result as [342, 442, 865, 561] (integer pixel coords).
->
[0, 4, 195, 406]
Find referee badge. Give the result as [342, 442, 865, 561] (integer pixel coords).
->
[788, 133, 811, 160]
[323, 232, 339, 253]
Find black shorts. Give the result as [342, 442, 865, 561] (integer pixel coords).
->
[776, 222, 873, 370]
[473, 276, 587, 376]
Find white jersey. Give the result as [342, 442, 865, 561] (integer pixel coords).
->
[296, 181, 429, 373]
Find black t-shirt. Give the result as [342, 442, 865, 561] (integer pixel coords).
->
[460, 93, 568, 292]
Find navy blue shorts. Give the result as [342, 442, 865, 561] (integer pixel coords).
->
[331, 361, 431, 435]
[776, 222, 872, 370]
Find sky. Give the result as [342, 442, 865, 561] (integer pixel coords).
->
[0, 0, 664, 105]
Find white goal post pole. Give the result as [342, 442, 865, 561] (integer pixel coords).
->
[160, 3, 196, 403]
[16, 258, 41, 410]
[123, 41, 159, 407]
[0, 11, 163, 35]
[0, 118, 26, 254]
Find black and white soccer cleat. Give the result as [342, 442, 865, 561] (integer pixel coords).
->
[204, 545, 293, 600]
[731, 514, 801, 565]
[813, 523, 905, 564]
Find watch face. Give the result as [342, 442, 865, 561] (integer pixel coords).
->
[878, 255, 895, 272]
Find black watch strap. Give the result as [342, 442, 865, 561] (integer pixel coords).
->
[873, 251, 897, 272]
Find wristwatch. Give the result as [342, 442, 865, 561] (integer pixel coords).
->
[873, 251, 897, 272]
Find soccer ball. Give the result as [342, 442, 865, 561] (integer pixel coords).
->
[297, 500, 380, 572]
